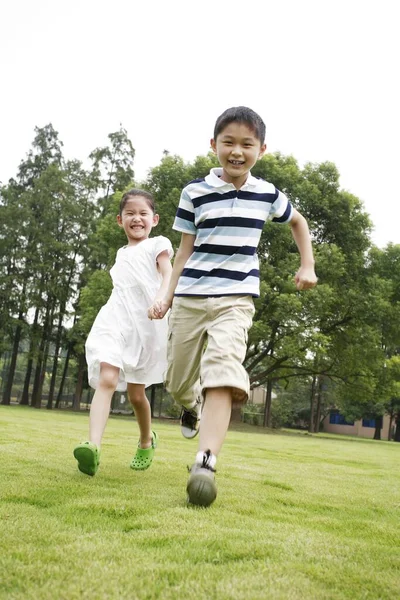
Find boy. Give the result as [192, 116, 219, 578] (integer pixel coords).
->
[152, 106, 317, 506]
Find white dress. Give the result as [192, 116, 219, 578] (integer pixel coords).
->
[85, 236, 173, 391]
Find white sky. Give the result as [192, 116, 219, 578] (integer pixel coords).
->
[1, 0, 398, 247]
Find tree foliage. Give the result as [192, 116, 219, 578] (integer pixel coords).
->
[1, 127, 400, 439]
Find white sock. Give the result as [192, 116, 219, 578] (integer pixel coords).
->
[196, 450, 217, 469]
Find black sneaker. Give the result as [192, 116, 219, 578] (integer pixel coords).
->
[180, 398, 201, 439]
[186, 450, 217, 507]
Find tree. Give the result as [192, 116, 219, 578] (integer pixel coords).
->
[89, 126, 135, 213]
[1, 124, 129, 408]
[1, 125, 64, 405]
[3, 134, 398, 429]
[245, 156, 376, 431]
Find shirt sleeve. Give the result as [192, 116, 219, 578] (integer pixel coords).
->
[173, 187, 197, 234]
[153, 236, 174, 260]
[269, 188, 293, 223]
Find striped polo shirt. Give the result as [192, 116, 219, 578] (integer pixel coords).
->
[173, 167, 293, 297]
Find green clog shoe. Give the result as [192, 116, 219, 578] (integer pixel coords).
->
[73, 441, 100, 476]
[130, 431, 158, 471]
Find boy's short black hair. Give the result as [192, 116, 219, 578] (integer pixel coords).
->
[213, 106, 266, 145]
[119, 188, 155, 215]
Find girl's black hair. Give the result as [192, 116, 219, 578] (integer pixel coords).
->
[119, 189, 156, 215]
[213, 106, 266, 145]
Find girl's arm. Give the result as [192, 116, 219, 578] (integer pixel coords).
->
[289, 208, 318, 290]
[147, 250, 173, 320]
[154, 251, 173, 302]
[149, 233, 195, 319]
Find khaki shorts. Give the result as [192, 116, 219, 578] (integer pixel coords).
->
[165, 295, 255, 407]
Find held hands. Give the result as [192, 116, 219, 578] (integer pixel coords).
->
[148, 298, 171, 320]
[295, 266, 318, 291]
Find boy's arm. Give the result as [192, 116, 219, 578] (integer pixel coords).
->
[289, 208, 318, 290]
[149, 233, 195, 319]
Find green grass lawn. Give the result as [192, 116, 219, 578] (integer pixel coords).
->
[1, 405, 399, 600]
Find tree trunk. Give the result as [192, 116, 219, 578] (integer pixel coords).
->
[388, 411, 394, 441]
[72, 353, 86, 411]
[31, 357, 43, 408]
[314, 377, 324, 433]
[373, 415, 383, 440]
[2, 278, 27, 404]
[48, 253, 77, 409]
[47, 309, 64, 409]
[36, 337, 51, 409]
[31, 301, 52, 408]
[20, 305, 40, 405]
[55, 345, 71, 408]
[31, 327, 47, 408]
[1, 316, 24, 405]
[393, 412, 400, 442]
[20, 354, 34, 405]
[31, 343, 46, 408]
[263, 380, 272, 428]
[36, 302, 55, 408]
[0, 352, 11, 397]
[308, 375, 317, 433]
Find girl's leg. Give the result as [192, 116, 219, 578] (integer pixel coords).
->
[89, 363, 120, 448]
[127, 383, 152, 448]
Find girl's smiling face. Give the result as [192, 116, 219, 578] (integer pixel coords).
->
[117, 196, 159, 245]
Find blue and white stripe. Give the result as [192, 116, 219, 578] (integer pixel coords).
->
[173, 168, 293, 297]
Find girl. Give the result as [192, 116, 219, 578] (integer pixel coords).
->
[73, 189, 173, 476]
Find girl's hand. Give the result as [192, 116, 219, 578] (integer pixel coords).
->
[148, 299, 171, 320]
[295, 267, 318, 290]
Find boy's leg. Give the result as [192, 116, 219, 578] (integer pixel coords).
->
[198, 296, 254, 452]
[74, 362, 119, 475]
[165, 297, 208, 436]
[199, 386, 232, 455]
[186, 296, 254, 506]
[128, 383, 158, 471]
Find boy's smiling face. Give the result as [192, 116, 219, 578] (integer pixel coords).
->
[211, 122, 266, 189]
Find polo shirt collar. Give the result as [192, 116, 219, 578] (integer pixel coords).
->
[205, 168, 259, 189]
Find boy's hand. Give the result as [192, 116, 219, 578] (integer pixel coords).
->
[148, 298, 171, 320]
[295, 266, 318, 290]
